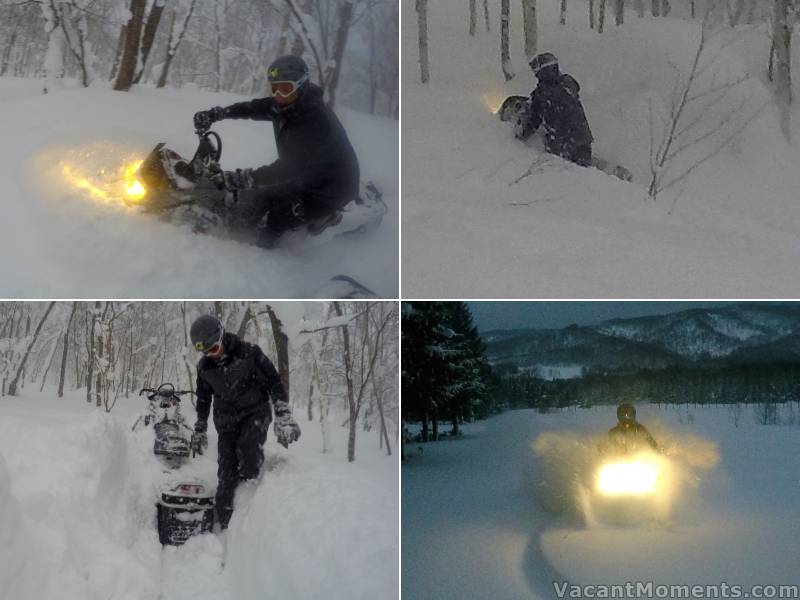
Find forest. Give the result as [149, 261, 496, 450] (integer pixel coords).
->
[401, 301, 498, 448]
[0, 301, 399, 462]
[0, 0, 398, 116]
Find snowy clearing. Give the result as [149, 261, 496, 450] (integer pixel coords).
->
[402, 0, 800, 297]
[402, 405, 800, 599]
[0, 390, 398, 600]
[0, 78, 398, 298]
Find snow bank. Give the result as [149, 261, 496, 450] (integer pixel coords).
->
[0, 391, 398, 600]
[402, 0, 800, 297]
[0, 80, 397, 297]
[0, 451, 45, 600]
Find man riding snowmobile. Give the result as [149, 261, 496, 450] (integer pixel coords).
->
[608, 403, 659, 453]
[189, 315, 301, 530]
[192, 55, 360, 248]
[514, 52, 594, 167]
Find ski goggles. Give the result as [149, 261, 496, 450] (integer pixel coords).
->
[194, 332, 223, 356]
[269, 74, 308, 99]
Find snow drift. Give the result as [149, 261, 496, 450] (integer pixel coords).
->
[0, 392, 398, 600]
[0, 79, 398, 298]
[402, 0, 800, 297]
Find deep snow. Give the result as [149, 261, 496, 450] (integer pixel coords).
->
[0, 78, 398, 298]
[0, 389, 398, 600]
[402, 0, 800, 297]
[402, 405, 800, 599]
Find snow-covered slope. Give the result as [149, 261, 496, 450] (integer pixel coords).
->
[0, 390, 398, 600]
[403, 406, 800, 599]
[0, 79, 398, 298]
[402, 0, 800, 297]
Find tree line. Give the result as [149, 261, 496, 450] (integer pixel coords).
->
[0, 0, 398, 116]
[0, 301, 399, 463]
[495, 360, 800, 416]
[401, 301, 498, 450]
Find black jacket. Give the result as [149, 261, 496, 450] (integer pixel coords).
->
[222, 84, 360, 207]
[195, 333, 288, 432]
[516, 72, 594, 154]
[608, 422, 659, 452]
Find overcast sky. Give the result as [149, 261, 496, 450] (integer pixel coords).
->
[467, 302, 742, 332]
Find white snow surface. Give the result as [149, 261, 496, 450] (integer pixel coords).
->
[0, 78, 398, 298]
[0, 389, 398, 600]
[403, 405, 800, 599]
[402, 0, 800, 297]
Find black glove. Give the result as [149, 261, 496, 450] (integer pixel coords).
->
[193, 106, 225, 132]
[191, 420, 208, 456]
[273, 401, 301, 448]
[208, 167, 254, 192]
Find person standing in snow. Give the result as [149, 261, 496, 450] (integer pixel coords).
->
[608, 403, 659, 453]
[189, 315, 301, 530]
[514, 52, 594, 167]
[192, 55, 360, 248]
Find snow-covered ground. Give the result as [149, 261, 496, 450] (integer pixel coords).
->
[0, 78, 398, 298]
[402, 0, 800, 297]
[402, 405, 800, 599]
[0, 388, 398, 600]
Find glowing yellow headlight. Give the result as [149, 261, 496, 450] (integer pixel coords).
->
[596, 458, 661, 496]
[126, 179, 146, 200]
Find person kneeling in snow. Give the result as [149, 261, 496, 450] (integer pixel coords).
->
[192, 55, 360, 248]
[608, 403, 659, 453]
[514, 52, 594, 167]
[189, 315, 301, 530]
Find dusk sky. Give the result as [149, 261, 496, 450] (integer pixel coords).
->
[467, 301, 744, 332]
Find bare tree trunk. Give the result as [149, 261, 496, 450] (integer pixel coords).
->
[599, 0, 607, 32]
[470, 0, 477, 35]
[325, 0, 354, 108]
[417, 0, 430, 83]
[483, 0, 491, 30]
[86, 302, 98, 402]
[560, 0, 567, 24]
[265, 305, 290, 402]
[58, 301, 77, 398]
[590, 0, 596, 28]
[157, 0, 197, 88]
[40, 334, 60, 392]
[522, 0, 538, 59]
[615, 0, 624, 24]
[9, 302, 55, 396]
[113, 0, 147, 91]
[133, 0, 166, 84]
[772, 0, 792, 140]
[501, 0, 514, 80]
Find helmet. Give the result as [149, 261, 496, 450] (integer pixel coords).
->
[617, 403, 636, 424]
[267, 55, 309, 105]
[529, 52, 559, 78]
[190, 315, 224, 357]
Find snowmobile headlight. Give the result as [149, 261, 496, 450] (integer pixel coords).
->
[596, 457, 661, 497]
[123, 160, 146, 201]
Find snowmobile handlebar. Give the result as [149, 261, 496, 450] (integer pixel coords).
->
[192, 130, 222, 164]
[139, 384, 195, 401]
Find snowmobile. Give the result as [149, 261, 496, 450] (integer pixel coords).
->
[497, 95, 633, 182]
[132, 383, 215, 546]
[130, 127, 387, 246]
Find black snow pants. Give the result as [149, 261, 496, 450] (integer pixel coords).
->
[546, 141, 592, 167]
[228, 186, 333, 238]
[215, 410, 270, 529]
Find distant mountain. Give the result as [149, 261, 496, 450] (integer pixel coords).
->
[483, 304, 800, 375]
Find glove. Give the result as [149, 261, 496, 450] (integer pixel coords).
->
[207, 166, 254, 192]
[193, 106, 225, 132]
[273, 401, 301, 448]
[191, 420, 208, 456]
